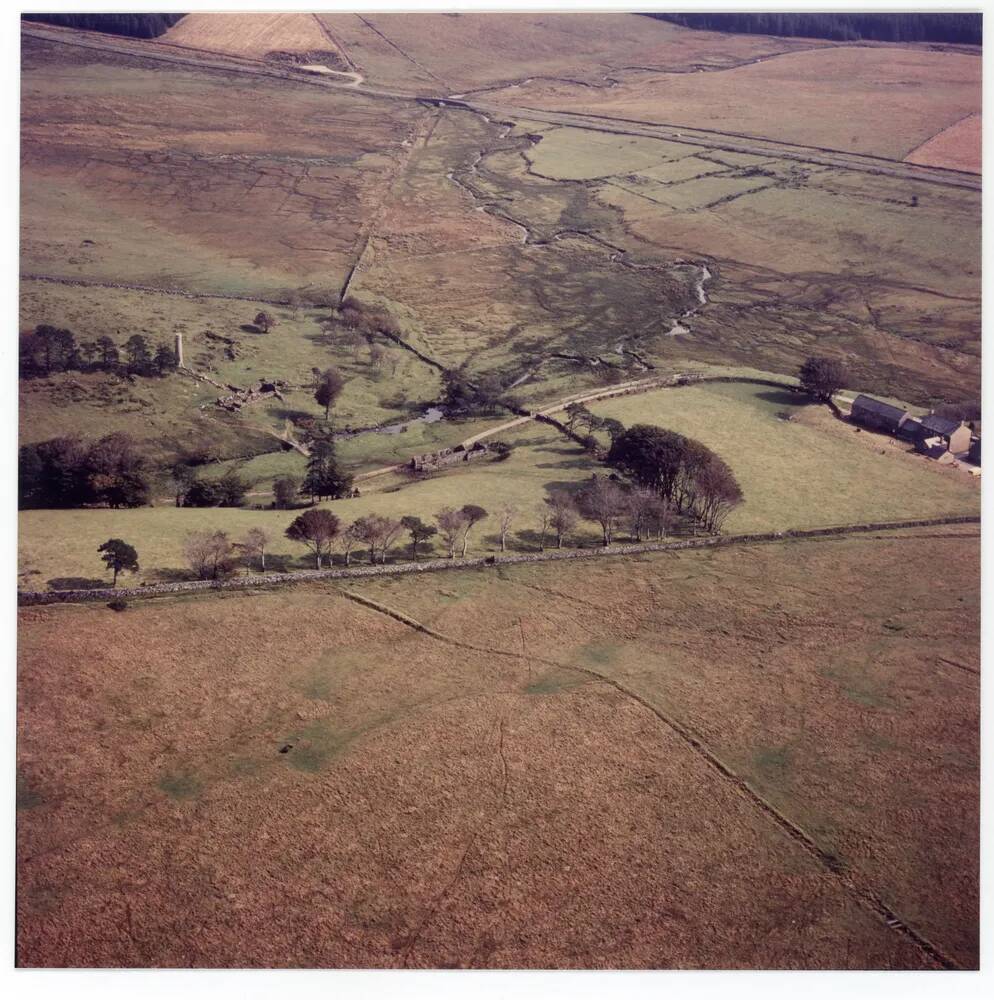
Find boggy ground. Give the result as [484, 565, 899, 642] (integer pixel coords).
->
[17, 526, 978, 968]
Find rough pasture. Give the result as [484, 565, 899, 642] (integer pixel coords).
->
[905, 113, 981, 173]
[16, 528, 978, 968]
[480, 45, 981, 161]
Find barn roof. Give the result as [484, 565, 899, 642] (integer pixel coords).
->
[920, 414, 963, 437]
[850, 394, 908, 423]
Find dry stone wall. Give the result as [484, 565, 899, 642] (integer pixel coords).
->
[19, 516, 978, 606]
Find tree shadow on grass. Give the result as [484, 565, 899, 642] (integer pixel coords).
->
[755, 389, 809, 408]
[46, 577, 108, 591]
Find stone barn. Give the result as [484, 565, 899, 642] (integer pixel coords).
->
[849, 394, 910, 434]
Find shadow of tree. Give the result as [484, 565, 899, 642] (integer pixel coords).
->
[47, 577, 107, 591]
[755, 389, 809, 407]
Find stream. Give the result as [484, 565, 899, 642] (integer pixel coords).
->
[333, 406, 446, 441]
[446, 110, 715, 360]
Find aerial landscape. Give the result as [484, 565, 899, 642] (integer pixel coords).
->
[16, 8, 981, 973]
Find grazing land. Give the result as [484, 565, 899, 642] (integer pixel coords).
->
[478, 45, 981, 163]
[17, 528, 978, 968]
[905, 113, 982, 173]
[18, 382, 978, 587]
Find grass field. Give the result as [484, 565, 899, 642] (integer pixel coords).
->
[590, 382, 979, 533]
[905, 113, 982, 173]
[21, 34, 420, 299]
[161, 12, 334, 60]
[482, 44, 981, 162]
[19, 382, 978, 587]
[17, 527, 978, 967]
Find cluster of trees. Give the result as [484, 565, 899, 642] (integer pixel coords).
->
[440, 367, 509, 418]
[20, 326, 178, 379]
[606, 425, 743, 534]
[563, 402, 626, 448]
[540, 479, 673, 548]
[172, 465, 250, 508]
[644, 12, 981, 44]
[281, 503, 491, 570]
[23, 13, 186, 38]
[184, 528, 269, 580]
[19, 433, 149, 509]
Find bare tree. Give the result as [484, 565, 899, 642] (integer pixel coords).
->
[379, 516, 404, 563]
[644, 494, 673, 540]
[545, 491, 578, 548]
[184, 530, 235, 580]
[535, 503, 551, 550]
[435, 506, 468, 559]
[351, 514, 404, 563]
[625, 487, 661, 542]
[339, 521, 362, 566]
[497, 504, 516, 552]
[575, 477, 628, 546]
[241, 527, 269, 571]
[693, 455, 743, 534]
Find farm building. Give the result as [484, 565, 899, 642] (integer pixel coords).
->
[917, 414, 972, 456]
[849, 394, 911, 434]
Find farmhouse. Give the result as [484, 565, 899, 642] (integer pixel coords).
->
[918, 414, 972, 456]
[849, 394, 911, 434]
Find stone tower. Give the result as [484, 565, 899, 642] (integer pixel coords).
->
[175, 332, 184, 367]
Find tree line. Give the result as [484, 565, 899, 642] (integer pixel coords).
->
[21, 326, 178, 379]
[19, 433, 150, 509]
[642, 12, 982, 45]
[22, 13, 186, 39]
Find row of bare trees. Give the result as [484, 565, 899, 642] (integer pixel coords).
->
[180, 482, 671, 580]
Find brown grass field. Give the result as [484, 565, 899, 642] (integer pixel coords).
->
[17, 16, 981, 972]
[20, 34, 419, 300]
[905, 113, 982, 173]
[161, 12, 335, 61]
[479, 44, 981, 162]
[17, 527, 978, 968]
[316, 11, 831, 93]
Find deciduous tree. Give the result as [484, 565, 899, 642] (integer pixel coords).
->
[435, 507, 468, 559]
[545, 491, 578, 548]
[799, 356, 847, 403]
[273, 476, 299, 510]
[314, 367, 345, 421]
[401, 515, 437, 560]
[241, 528, 269, 571]
[576, 477, 628, 546]
[97, 538, 139, 586]
[285, 509, 340, 569]
[254, 310, 276, 334]
[459, 504, 488, 557]
[692, 455, 743, 534]
[184, 530, 235, 580]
